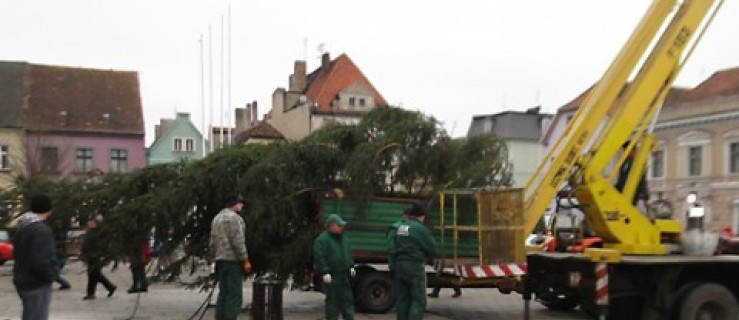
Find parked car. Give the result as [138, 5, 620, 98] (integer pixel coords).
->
[0, 229, 13, 265]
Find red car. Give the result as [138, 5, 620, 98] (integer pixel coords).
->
[0, 230, 12, 265]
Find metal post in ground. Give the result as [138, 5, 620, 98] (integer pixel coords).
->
[595, 262, 609, 320]
[523, 290, 532, 320]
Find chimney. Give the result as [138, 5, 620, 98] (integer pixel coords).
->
[155, 124, 162, 140]
[251, 101, 258, 124]
[235, 106, 248, 134]
[526, 106, 541, 114]
[291, 61, 306, 92]
[321, 53, 330, 69]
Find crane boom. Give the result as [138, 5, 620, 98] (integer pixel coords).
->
[522, 0, 722, 254]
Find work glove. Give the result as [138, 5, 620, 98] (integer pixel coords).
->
[350, 268, 356, 278]
[322, 274, 332, 284]
[242, 260, 252, 273]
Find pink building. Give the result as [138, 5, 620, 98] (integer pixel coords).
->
[8, 62, 146, 178]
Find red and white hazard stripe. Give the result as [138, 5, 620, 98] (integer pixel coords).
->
[454, 264, 527, 279]
[595, 262, 608, 305]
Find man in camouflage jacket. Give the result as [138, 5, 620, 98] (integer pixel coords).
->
[209, 194, 249, 320]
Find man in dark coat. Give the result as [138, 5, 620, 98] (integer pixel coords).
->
[13, 193, 59, 320]
[81, 214, 117, 300]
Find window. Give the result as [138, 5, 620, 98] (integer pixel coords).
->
[688, 146, 702, 176]
[359, 98, 366, 107]
[731, 142, 739, 174]
[75, 148, 94, 172]
[349, 97, 356, 106]
[185, 138, 195, 152]
[40, 147, 58, 173]
[651, 149, 664, 178]
[110, 149, 128, 173]
[482, 119, 492, 133]
[173, 138, 183, 151]
[0, 145, 8, 170]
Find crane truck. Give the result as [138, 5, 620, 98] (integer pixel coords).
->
[518, 0, 734, 319]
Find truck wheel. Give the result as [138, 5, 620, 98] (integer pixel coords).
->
[355, 272, 394, 313]
[536, 289, 579, 311]
[539, 297, 578, 311]
[678, 283, 738, 320]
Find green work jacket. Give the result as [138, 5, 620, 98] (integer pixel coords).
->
[392, 218, 436, 264]
[314, 230, 354, 278]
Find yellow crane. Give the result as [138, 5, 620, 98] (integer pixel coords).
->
[523, 0, 721, 255]
[521, 1, 739, 319]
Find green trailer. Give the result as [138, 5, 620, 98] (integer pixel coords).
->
[320, 189, 527, 313]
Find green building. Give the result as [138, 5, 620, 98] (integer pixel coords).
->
[147, 112, 208, 164]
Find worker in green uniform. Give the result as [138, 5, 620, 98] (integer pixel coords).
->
[387, 208, 410, 314]
[386, 208, 410, 272]
[314, 214, 356, 320]
[391, 203, 436, 320]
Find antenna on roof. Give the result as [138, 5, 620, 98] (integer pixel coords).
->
[303, 38, 308, 63]
[317, 43, 326, 56]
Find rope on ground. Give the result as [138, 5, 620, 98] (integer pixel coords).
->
[124, 258, 158, 320]
[185, 279, 217, 320]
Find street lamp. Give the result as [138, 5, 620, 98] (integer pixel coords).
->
[685, 191, 704, 230]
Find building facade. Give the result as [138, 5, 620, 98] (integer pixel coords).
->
[546, 67, 739, 232]
[267, 52, 388, 140]
[148, 112, 208, 164]
[650, 68, 739, 232]
[0, 61, 146, 182]
[467, 107, 552, 187]
[0, 128, 24, 189]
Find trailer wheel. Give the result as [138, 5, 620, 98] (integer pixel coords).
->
[355, 272, 394, 313]
[678, 283, 738, 320]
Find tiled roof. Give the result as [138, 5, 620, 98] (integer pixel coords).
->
[558, 82, 688, 111]
[662, 87, 690, 107]
[234, 121, 284, 144]
[304, 53, 387, 111]
[679, 67, 739, 103]
[154, 119, 175, 141]
[25, 64, 144, 134]
[559, 84, 596, 112]
[0, 61, 28, 127]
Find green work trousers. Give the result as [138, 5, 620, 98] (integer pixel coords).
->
[215, 260, 243, 320]
[394, 260, 427, 320]
[324, 276, 355, 320]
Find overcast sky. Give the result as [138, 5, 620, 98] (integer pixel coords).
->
[2, 1, 737, 145]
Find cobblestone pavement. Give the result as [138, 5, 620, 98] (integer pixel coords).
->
[0, 259, 589, 320]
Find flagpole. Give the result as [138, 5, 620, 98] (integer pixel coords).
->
[220, 15, 225, 148]
[199, 34, 206, 157]
[227, 4, 232, 145]
[209, 24, 214, 152]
